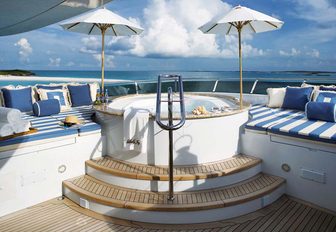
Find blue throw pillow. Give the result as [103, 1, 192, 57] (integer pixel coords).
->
[67, 84, 92, 107]
[36, 85, 63, 90]
[282, 87, 313, 111]
[315, 91, 336, 104]
[33, 99, 60, 117]
[306, 102, 336, 122]
[2, 87, 33, 112]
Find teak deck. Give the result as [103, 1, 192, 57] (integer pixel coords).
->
[86, 154, 261, 181]
[63, 173, 284, 211]
[1, 195, 335, 231]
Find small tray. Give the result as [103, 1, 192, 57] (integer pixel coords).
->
[0, 128, 38, 141]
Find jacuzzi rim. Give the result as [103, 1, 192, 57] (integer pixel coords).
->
[94, 92, 251, 120]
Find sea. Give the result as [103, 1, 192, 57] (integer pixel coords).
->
[34, 70, 336, 81]
[0, 70, 335, 86]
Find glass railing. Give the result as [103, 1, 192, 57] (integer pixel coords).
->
[104, 78, 331, 97]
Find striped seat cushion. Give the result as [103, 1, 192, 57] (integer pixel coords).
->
[0, 106, 101, 147]
[49, 106, 101, 135]
[247, 105, 336, 143]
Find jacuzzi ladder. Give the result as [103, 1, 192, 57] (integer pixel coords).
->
[63, 154, 286, 224]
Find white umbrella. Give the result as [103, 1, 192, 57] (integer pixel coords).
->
[199, 5, 284, 108]
[61, 7, 143, 91]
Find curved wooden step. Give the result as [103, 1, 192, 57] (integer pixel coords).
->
[86, 154, 261, 181]
[63, 173, 285, 212]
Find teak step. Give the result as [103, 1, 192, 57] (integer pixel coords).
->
[86, 154, 261, 181]
[63, 173, 285, 212]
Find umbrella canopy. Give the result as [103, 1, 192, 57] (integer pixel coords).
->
[61, 8, 143, 91]
[199, 5, 284, 108]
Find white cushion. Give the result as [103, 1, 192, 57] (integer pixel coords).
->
[266, 87, 286, 108]
[89, 83, 99, 102]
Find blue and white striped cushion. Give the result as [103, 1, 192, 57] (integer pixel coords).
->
[247, 105, 298, 131]
[0, 106, 101, 147]
[247, 105, 336, 143]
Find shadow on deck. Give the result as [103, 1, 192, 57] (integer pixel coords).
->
[0, 195, 335, 231]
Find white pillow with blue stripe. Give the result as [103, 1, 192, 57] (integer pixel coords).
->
[314, 90, 336, 104]
[38, 89, 71, 111]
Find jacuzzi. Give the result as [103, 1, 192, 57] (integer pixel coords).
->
[95, 93, 250, 165]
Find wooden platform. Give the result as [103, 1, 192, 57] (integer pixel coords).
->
[1, 195, 335, 231]
[86, 154, 261, 181]
[63, 173, 284, 211]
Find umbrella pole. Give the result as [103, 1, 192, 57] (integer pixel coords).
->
[238, 27, 243, 109]
[101, 27, 106, 92]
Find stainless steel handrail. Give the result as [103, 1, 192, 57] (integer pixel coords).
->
[250, 79, 258, 94]
[155, 74, 186, 201]
[156, 75, 186, 131]
[213, 80, 219, 92]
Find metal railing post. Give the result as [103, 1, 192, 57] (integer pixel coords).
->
[250, 79, 259, 94]
[212, 80, 219, 92]
[167, 87, 174, 201]
[156, 75, 186, 201]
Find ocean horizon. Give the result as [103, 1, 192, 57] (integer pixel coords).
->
[0, 70, 335, 87]
[33, 70, 336, 81]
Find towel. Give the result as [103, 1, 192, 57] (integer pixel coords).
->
[0, 123, 14, 137]
[12, 120, 31, 134]
[0, 107, 21, 124]
[123, 107, 149, 153]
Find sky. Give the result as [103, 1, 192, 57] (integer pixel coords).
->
[0, 0, 335, 72]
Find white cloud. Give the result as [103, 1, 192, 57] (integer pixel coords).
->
[80, 0, 265, 59]
[14, 38, 32, 62]
[48, 57, 61, 67]
[66, 61, 75, 67]
[92, 54, 115, 68]
[279, 48, 301, 57]
[80, 36, 101, 54]
[121, 0, 265, 58]
[301, 27, 336, 44]
[294, 0, 336, 23]
[279, 48, 320, 58]
[279, 0, 336, 48]
[306, 49, 320, 58]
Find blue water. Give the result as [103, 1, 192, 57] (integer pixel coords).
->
[34, 70, 336, 81]
[1, 70, 335, 86]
